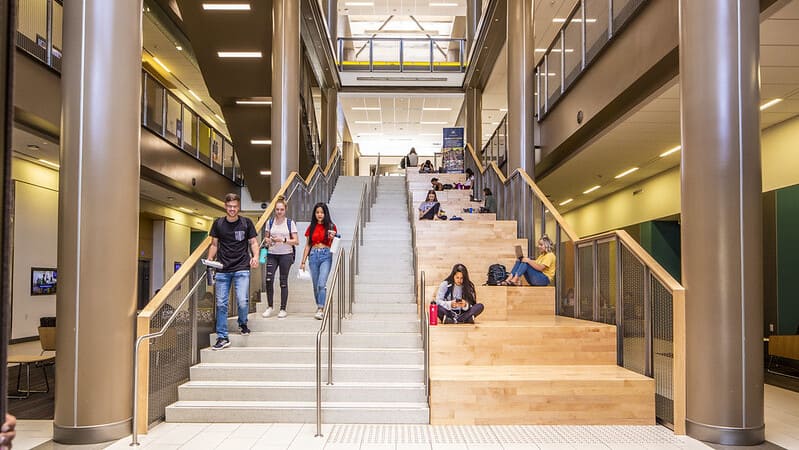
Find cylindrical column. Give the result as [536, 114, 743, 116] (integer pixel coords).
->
[506, 0, 534, 175]
[57, 0, 142, 443]
[679, 0, 763, 445]
[466, 0, 481, 54]
[321, 87, 338, 170]
[272, 0, 301, 196]
[465, 87, 482, 153]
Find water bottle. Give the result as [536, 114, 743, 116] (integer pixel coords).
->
[259, 246, 268, 264]
[429, 302, 438, 326]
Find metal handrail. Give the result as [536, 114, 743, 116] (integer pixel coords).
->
[420, 270, 429, 401]
[133, 148, 341, 437]
[315, 248, 346, 437]
[462, 142, 685, 433]
[131, 272, 207, 446]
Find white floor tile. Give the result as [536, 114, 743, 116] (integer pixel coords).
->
[215, 437, 260, 450]
[499, 445, 539, 450]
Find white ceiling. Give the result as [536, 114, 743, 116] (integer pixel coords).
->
[338, 0, 467, 16]
[537, 0, 799, 213]
[341, 92, 463, 155]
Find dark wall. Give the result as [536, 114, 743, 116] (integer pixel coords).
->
[640, 220, 681, 283]
[776, 184, 799, 334]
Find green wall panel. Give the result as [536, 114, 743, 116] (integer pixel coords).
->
[776, 184, 799, 334]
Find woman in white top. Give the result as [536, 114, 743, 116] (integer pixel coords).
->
[261, 197, 299, 318]
[434, 264, 484, 324]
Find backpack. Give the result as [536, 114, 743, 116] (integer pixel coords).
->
[268, 217, 296, 261]
[400, 157, 407, 169]
[486, 264, 507, 286]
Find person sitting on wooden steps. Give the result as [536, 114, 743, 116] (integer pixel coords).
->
[502, 235, 556, 286]
[435, 264, 484, 324]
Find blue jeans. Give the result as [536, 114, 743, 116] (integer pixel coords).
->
[308, 247, 332, 308]
[510, 261, 550, 286]
[215, 270, 250, 339]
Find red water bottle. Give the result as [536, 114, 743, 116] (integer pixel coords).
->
[429, 302, 438, 326]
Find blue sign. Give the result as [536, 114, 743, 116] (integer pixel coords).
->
[442, 127, 465, 173]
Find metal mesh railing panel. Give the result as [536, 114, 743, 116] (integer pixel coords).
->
[652, 275, 674, 426]
[597, 241, 615, 324]
[577, 245, 594, 321]
[557, 229, 575, 317]
[620, 244, 646, 375]
[147, 263, 210, 424]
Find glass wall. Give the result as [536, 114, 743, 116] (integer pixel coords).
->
[144, 74, 165, 133]
[165, 94, 182, 146]
[198, 121, 212, 165]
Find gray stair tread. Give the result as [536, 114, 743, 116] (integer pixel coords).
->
[201, 346, 422, 353]
[181, 380, 423, 388]
[169, 400, 428, 409]
[195, 363, 423, 369]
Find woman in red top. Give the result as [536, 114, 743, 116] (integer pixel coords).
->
[300, 202, 338, 319]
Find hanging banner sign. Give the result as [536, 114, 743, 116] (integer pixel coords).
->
[442, 127, 465, 173]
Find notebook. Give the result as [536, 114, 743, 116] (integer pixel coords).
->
[514, 245, 524, 260]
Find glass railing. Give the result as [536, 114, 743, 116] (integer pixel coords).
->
[142, 71, 243, 185]
[480, 114, 507, 175]
[15, 0, 244, 186]
[535, 0, 648, 119]
[336, 37, 467, 73]
[16, 0, 63, 72]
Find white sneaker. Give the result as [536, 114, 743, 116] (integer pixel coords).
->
[277, 309, 287, 319]
[262, 307, 273, 318]
[314, 308, 323, 320]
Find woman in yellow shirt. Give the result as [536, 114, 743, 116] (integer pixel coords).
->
[502, 235, 556, 286]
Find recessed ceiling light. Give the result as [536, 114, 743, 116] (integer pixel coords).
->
[345, 2, 374, 5]
[188, 90, 202, 102]
[534, 48, 575, 53]
[420, 121, 448, 125]
[614, 167, 639, 179]
[236, 98, 272, 105]
[217, 51, 263, 58]
[152, 56, 170, 73]
[659, 145, 681, 157]
[352, 107, 381, 111]
[251, 139, 272, 145]
[355, 121, 382, 124]
[422, 107, 452, 111]
[558, 198, 573, 206]
[175, 45, 183, 51]
[38, 159, 59, 169]
[202, 3, 251, 10]
[583, 185, 600, 194]
[760, 98, 783, 111]
[553, 18, 596, 23]
[259, 170, 272, 175]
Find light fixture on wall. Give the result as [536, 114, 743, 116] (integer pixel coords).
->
[659, 145, 681, 157]
[614, 167, 639, 179]
[558, 198, 573, 206]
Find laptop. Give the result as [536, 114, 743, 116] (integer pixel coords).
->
[514, 245, 524, 260]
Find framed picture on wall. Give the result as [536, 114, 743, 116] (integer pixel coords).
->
[31, 267, 57, 296]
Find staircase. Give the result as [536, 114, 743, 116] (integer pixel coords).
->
[166, 175, 428, 423]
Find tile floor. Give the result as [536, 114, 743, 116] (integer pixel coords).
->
[11, 384, 799, 450]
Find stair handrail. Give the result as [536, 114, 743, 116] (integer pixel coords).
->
[420, 270, 429, 402]
[315, 177, 369, 437]
[133, 147, 341, 436]
[315, 248, 346, 438]
[463, 143, 685, 433]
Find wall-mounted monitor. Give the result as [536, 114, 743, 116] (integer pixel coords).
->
[31, 267, 57, 296]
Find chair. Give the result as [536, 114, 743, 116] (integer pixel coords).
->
[8, 326, 56, 399]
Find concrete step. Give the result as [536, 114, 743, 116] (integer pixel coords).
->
[190, 363, 424, 383]
[200, 346, 424, 365]
[166, 400, 429, 423]
[177, 381, 427, 402]
[218, 332, 422, 348]
[342, 319, 420, 333]
[352, 302, 417, 314]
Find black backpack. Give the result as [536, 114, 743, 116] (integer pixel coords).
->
[486, 264, 507, 286]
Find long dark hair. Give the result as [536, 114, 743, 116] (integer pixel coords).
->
[444, 263, 476, 305]
[308, 202, 334, 245]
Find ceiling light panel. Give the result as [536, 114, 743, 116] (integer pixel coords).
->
[614, 167, 639, 179]
[236, 98, 272, 105]
[202, 3, 251, 10]
[217, 51, 263, 58]
[251, 139, 272, 145]
[582, 185, 600, 194]
[659, 145, 681, 157]
[760, 98, 783, 111]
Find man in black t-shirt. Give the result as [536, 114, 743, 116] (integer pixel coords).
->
[207, 193, 259, 350]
